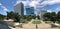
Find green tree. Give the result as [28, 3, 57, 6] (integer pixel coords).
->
[0, 14, 6, 20]
[57, 11, 60, 22]
[7, 11, 20, 22]
[43, 12, 51, 21]
[43, 12, 57, 23]
[50, 12, 56, 23]
[37, 15, 40, 19]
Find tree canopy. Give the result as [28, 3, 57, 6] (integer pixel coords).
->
[0, 14, 6, 20]
[43, 11, 60, 23]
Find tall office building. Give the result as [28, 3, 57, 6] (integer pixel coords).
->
[14, 2, 24, 15]
[26, 7, 34, 16]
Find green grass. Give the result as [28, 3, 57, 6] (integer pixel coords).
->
[32, 20, 41, 24]
[22, 19, 29, 24]
[56, 21, 60, 24]
[44, 21, 52, 24]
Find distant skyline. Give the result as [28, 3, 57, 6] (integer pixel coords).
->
[0, 0, 60, 15]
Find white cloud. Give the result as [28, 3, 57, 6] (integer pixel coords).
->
[22, 1, 30, 6]
[47, 10, 52, 12]
[0, 3, 2, 5]
[56, 7, 60, 11]
[15, 0, 30, 6]
[29, 1, 39, 7]
[41, 0, 60, 5]
[16, 0, 60, 9]
[0, 3, 8, 15]
[54, 7, 60, 13]
[16, 0, 41, 7]
[2, 6, 8, 11]
[15, 0, 60, 13]
[0, 3, 8, 11]
[47, 7, 60, 13]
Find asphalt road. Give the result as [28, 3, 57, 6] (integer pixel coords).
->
[0, 21, 11, 29]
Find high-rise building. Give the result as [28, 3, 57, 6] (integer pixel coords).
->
[14, 2, 24, 15]
[26, 7, 34, 16]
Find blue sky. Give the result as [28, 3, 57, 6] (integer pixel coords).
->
[0, 0, 60, 15]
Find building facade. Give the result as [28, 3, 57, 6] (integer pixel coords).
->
[26, 7, 35, 16]
[14, 2, 24, 15]
[37, 9, 47, 20]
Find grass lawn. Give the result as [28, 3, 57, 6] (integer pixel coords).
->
[44, 21, 52, 24]
[32, 20, 41, 24]
[22, 19, 29, 24]
[56, 21, 60, 24]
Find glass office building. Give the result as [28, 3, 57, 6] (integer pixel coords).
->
[26, 7, 34, 16]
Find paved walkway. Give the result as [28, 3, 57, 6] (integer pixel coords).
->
[12, 20, 60, 29]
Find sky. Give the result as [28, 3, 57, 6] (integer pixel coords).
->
[0, 0, 60, 15]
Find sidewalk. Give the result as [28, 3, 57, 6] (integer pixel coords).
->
[11, 20, 60, 29]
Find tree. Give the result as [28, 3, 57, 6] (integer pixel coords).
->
[7, 11, 20, 22]
[37, 15, 40, 19]
[43, 12, 51, 21]
[43, 12, 57, 23]
[57, 11, 60, 22]
[0, 14, 6, 20]
[50, 12, 56, 23]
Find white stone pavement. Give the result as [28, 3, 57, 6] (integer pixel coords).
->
[11, 20, 60, 29]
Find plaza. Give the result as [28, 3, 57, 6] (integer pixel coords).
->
[11, 19, 60, 29]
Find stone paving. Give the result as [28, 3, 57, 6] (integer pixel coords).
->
[12, 20, 60, 29]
